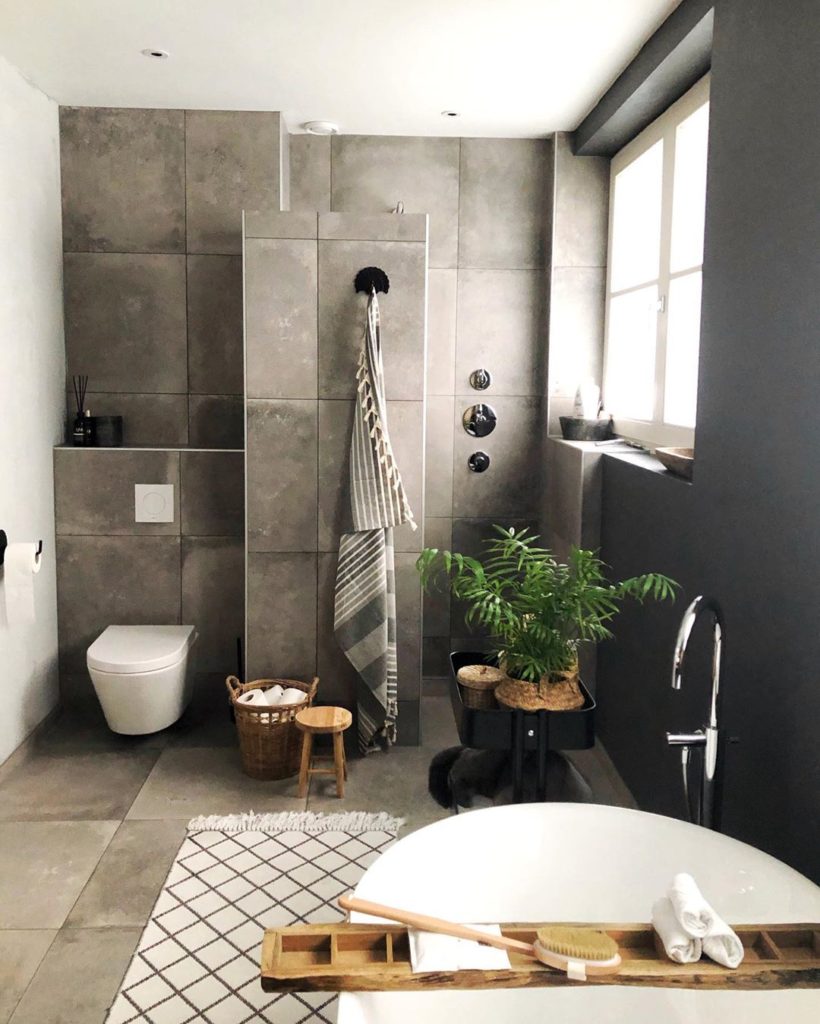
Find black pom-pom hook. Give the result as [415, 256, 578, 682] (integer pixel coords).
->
[354, 266, 390, 295]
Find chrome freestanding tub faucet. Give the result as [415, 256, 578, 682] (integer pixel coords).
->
[667, 595, 725, 830]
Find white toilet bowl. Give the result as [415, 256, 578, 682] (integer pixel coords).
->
[87, 625, 198, 735]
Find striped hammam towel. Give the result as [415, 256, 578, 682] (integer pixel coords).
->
[334, 290, 416, 752]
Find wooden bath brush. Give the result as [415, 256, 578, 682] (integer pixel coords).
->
[338, 895, 622, 979]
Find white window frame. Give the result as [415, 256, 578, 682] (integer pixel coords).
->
[603, 73, 710, 449]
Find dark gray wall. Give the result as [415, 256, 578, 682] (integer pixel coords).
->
[598, 0, 820, 881]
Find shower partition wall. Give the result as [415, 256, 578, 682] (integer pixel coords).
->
[242, 211, 428, 744]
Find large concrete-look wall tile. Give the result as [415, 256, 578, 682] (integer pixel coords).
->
[422, 516, 452, 637]
[180, 451, 244, 537]
[395, 552, 422, 701]
[318, 212, 427, 243]
[187, 255, 244, 395]
[54, 449, 179, 536]
[60, 107, 185, 253]
[185, 111, 281, 254]
[548, 267, 606, 397]
[455, 269, 547, 396]
[458, 138, 552, 270]
[543, 439, 584, 548]
[331, 136, 459, 268]
[552, 132, 609, 269]
[57, 536, 181, 678]
[425, 395, 454, 518]
[245, 238, 318, 399]
[188, 395, 244, 449]
[452, 396, 542, 517]
[290, 134, 331, 212]
[423, 637, 451, 678]
[427, 269, 457, 396]
[317, 400, 355, 552]
[387, 401, 424, 553]
[318, 239, 426, 400]
[244, 211, 318, 239]
[69, 393, 189, 446]
[246, 552, 317, 680]
[64, 253, 187, 393]
[247, 399, 317, 552]
[316, 552, 358, 706]
[181, 538, 244, 672]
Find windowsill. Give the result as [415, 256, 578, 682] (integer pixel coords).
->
[547, 436, 693, 483]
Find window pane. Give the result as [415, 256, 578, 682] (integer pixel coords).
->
[610, 140, 663, 292]
[670, 102, 710, 272]
[605, 285, 658, 421]
[664, 271, 702, 427]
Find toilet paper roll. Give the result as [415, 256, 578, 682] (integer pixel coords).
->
[2, 542, 42, 627]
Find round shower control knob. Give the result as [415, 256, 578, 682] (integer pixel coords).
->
[462, 403, 497, 437]
[468, 451, 490, 473]
[469, 368, 492, 391]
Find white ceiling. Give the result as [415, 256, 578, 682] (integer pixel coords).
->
[0, 0, 681, 137]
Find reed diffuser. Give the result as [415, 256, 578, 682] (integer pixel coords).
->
[71, 375, 89, 446]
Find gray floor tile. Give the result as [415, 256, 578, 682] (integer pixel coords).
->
[28, 705, 172, 755]
[0, 931, 56, 1024]
[9, 928, 140, 1024]
[66, 819, 187, 928]
[0, 749, 160, 821]
[0, 821, 118, 928]
[126, 746, 307, 820]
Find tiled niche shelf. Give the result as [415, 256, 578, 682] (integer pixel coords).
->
[54, 445, 244, 453]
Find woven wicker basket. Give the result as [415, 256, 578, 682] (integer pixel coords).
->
[226, 675, 319, 780]
[456, 664, 506, 710]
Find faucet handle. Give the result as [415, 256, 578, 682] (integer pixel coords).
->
[666, 729, 706, 747]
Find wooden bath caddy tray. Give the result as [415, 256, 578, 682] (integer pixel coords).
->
[261, 921, 820, 992]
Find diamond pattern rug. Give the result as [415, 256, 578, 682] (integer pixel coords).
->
[106, 812, 403, 1024]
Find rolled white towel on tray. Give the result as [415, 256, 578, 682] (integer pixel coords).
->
[652, 897, 702, 964]
[703, 913, 744, 969]
[667, 872, 717, 938]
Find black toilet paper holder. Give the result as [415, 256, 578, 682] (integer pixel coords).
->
[0, 530, 43, 566]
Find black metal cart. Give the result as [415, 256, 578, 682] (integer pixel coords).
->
[449, 652, 596, 803]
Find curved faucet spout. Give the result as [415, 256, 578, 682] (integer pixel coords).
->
[669, 595, 726, 830]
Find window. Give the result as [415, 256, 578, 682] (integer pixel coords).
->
[604, 75, 710, 447]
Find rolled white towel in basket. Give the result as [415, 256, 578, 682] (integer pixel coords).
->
[279, 687, 308, 705]
[667, 873, 717, 938]
[652, 897, 702, 964]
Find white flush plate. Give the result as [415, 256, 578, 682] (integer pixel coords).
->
[135, 483, 174, 523]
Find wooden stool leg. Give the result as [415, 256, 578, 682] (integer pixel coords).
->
[333, 731, 346, 798]
[298, 733, 313, 799]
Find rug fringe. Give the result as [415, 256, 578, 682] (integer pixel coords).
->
[187, 810, 405, 833]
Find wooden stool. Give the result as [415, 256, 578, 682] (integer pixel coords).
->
[296, 706, 352, 798]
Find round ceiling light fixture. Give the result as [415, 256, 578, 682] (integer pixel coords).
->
[303, 121, 339, 135]
[441, 110, 459, 118]
[141, 48, 170, 59]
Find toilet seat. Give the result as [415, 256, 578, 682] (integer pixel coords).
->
[88, 625, 196, 674]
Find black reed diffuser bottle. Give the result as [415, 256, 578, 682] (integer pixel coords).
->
[71, 375, 89, 446]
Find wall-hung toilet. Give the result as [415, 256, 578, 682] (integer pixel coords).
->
[87, 625, 198, 735]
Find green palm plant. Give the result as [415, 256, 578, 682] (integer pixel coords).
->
[417, 526, 677, 694]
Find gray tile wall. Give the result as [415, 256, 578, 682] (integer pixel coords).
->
[53, 449, 244, 705]
[243, 212, 427, 739]
[60, 107, 282, 447]
[289, 133, 553, 680]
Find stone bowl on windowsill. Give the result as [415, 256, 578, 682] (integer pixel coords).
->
[655, 446, 694, 480]
[559, 416, 614, 441]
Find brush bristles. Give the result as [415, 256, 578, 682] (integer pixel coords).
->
[535, 926, 618, 961]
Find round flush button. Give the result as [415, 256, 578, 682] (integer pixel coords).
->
[468, 451, 490, 473]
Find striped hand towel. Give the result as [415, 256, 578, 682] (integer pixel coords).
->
[334, 291, 415, 752]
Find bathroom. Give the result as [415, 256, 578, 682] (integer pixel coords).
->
[0, 1, 818, 1021]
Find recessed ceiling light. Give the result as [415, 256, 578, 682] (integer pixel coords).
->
[303, 121, 339, 135]
[141, 48, 170, 59]
[441, 110, 459, 118]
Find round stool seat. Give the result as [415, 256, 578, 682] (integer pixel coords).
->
[296, 706, 352, 735]
[295, 706, 352, 798]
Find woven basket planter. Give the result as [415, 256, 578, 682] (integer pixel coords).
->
[456, 664, 507, 710]
[226, 676, 319, 780]
[495, 662, 585, 712]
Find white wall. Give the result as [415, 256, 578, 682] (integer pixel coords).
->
[0, 55, 65, 763]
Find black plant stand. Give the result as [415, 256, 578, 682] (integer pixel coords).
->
[449, 652, 596, 803]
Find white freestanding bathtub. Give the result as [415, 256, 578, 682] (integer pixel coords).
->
[339, 804, 820, 1023]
